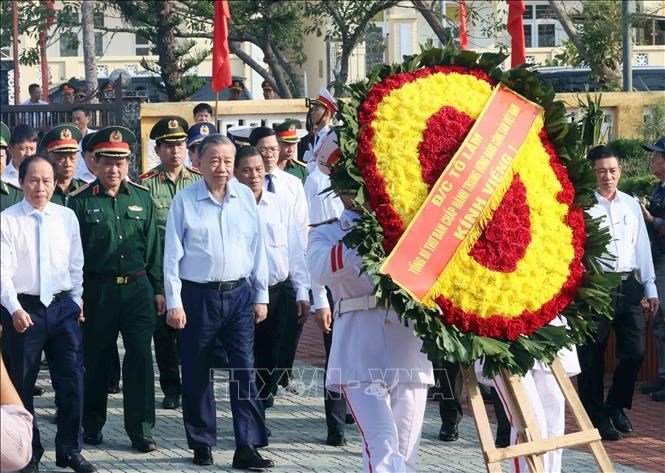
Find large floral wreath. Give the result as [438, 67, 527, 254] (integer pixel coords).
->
[331, 48, 618, 375]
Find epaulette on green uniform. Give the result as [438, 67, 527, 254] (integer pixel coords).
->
[69, 182, 91, 198]
[128, 180, 150, 191]
[292, 160, 306, 168]
[139, 168, 159, 181]
[309, 218, 338, 228]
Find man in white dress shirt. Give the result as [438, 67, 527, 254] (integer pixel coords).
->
[163, 134, 274, 470]
[249, 126, 310, 391]
[579, 145, 659, 441]
[72, 107, 96, 183]
[1, 154, 95, 473]
[234, 145, 311, 409]
[2, 124, 38, 187]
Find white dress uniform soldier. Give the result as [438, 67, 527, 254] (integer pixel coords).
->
[304, 88, 337, 174]
[308, 197, 434, 472]
[478, 316, 580, 473]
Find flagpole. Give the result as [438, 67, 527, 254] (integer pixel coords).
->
[12, 0, 20, 105]
[215, 91, 220, 129]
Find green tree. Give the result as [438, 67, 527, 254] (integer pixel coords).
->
[101, 0, 308, 99]
[0, 0, 77, 67]
[105, 0, 208, 101]
[303, 0, 399, 96]
[547, 0, 623, 90]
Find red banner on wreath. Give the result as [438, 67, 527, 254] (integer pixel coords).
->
[380, 84, 542, 301]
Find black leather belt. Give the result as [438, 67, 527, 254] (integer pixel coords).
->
[611, 271, 635, 281]
[86, 270, 147, 285]
[19, 292, 69, 305]
[183, 279, 243, 292]
[269, 279, 288, 291]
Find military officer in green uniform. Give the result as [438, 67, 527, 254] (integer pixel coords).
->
[68, 126, 164, 453]
[0, 121, 22, 211]
[274, 119, 308, 185]
[40, 123, 85, 206]
[139, 116, 201, 410]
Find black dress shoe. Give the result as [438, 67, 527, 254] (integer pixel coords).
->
[596, 420, 621, 441]
[20, 459, 39, 473]
[33, 386, 46, 396]
[345, 413, 355, 425]
[162, 394, 180, 409]
[641, 378, 665, 395]
[607, 406, 633, 433]
[232, 446, 274, 470]
[131, 436, 157, 453]
[107, 384, 120, 394]
[56, 452, 97, 473]
[651, 388, 665, 402]
[262, 394, 274, 409]
[82, 432, 103, 445]
[439, 422, 459, 441]
[326, 433, 347, 446]
[193, 446, 214, 466]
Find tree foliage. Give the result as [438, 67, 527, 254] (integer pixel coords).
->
[303, 0, 399, 96]
[547, 0, 623, 90]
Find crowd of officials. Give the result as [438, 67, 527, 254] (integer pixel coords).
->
[1, 82, 664, 473]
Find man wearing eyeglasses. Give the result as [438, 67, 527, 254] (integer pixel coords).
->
[40, 124, 86, 207]
[249, 127, 310, 395]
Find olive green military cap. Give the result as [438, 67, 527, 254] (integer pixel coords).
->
[150, 116, 189, 143]
[40, 123, 82, 153]
[0, 122, 9, 148]
[89, 126, 136, 157]
[273, 118, 306, 143]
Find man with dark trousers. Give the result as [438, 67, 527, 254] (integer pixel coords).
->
[164, 134, 273, 469]
[233, 146, 310, 410]
[578, 145, 659, 440]
[69, 126, 164, 453]
[140, 116, 202, 410]
[1, 154, 95, 472]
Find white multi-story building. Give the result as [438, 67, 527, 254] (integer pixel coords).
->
[3, 0, 664, 103]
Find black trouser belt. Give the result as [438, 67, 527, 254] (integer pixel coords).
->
[86, 269, 147, 285]
[18, 292, 69, 305]
[610, 271, 635, 281]
[182, 278, 243, 292]
[269, 279, 288, 292]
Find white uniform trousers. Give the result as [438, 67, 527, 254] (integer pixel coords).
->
[341, 381, 429, 473]
[492, 370, 565, 473]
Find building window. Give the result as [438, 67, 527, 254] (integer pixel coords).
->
[93, 10, 104, 28]
[95, 32, 104, 56]
[135, 35, 152, 56]
[523, 2, 564, 48]
[399, 23, 413, 58]
[60, 32, 78, 57]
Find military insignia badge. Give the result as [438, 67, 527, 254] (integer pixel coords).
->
[61, 128, 72, 140]
[288, 124, 296, 131]
[128, 205, 143, 211]
[200, 125, 210, 135]
[168, 119, 178, 129]
[110, 131, 122, 143]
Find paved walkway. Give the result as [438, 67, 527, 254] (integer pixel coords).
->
[28, 320, 663, 472]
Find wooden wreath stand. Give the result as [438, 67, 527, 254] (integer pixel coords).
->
[463, 359, 615, 473]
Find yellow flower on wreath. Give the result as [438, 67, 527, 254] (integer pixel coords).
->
[370, 71, 574, 320]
